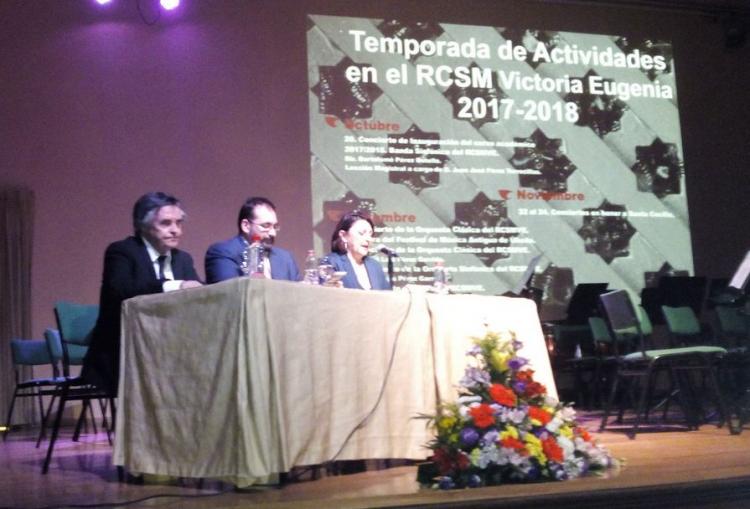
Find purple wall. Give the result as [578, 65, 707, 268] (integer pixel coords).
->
[1, 0, 748, 336]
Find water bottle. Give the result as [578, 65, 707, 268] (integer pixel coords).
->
[433, 260, 447, 293]
[241, 240, 251, 276]
[247, 235, 265, 277]
[303, 249, 319, 284]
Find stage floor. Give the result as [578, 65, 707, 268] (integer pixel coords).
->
[2, 411, 749, 509]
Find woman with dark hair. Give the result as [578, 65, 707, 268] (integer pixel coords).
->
[326, 212, 391, 290]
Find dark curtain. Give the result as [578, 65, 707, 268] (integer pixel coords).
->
[0, 187, 34, 425]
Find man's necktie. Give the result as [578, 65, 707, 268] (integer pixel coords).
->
[157, 255, 168, 281]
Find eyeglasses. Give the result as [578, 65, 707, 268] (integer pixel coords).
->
[252, 222, 280, 232]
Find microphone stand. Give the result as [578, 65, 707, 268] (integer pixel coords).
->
[386, 254, 395, 288]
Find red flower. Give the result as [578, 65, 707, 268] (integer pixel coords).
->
[576, 426, 592, 442]
[524, 381, 547, 398]
[542, 436, 564, 463]
[516, 369, 535, 382]
[456, 451, 471, 470]
[528, 406, 552, 425]
[489, 383, 517, 407]
[501, 437, 527, 452]
[432, 447, 454, 475]
[432, 447, 470, 474]
[469, 404, 495, 428]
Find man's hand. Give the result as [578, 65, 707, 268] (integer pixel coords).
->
[180, 280, 203, 289]
[322, 280, 343, 288]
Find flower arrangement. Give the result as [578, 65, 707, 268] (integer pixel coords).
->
[422, 330, 615, 489]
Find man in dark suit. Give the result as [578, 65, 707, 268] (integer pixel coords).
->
[205, 197, 299, 284]
[82, 192, 202, 395]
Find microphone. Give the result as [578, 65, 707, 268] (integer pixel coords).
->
[377, 244, 399, 258]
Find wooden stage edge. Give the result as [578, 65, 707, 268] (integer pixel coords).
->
[2, 412, 750, 509]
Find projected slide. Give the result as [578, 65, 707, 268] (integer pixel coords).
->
[307, 15, 692, 317]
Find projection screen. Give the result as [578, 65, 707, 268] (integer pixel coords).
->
[307, 15, 692, 318]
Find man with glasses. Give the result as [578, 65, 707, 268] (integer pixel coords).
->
[205, 196, 300, 283]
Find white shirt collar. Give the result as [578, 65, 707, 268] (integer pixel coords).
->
[141, 236, 171, 263]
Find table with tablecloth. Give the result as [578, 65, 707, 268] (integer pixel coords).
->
[112, 278, 555, 486]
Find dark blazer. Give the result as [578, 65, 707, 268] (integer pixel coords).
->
[326, 252, 392, 290]
[82, 236, 199, 395]
[205, 234, 300, 284]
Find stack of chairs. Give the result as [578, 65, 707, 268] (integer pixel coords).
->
[598, 289, 732, 438]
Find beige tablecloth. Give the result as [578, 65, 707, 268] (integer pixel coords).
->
[113, 278, 555, 485]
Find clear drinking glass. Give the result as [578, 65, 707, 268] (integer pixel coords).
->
[317, 257, 334, 284]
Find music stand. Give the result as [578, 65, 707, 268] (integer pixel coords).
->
[565, 283, 609, 325]
[728, 250, 750, 291]
[512, 254, 543, 295]
[713, 250, 750, 305]
[658, 276, 708, 316]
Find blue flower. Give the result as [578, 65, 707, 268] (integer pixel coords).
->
[467, 474, 482, 487]
[579, 458, 590, 475]
[460, 427, 480, 447]
[500, 406, 526, 425]
[508, 357, 529, 370]
[481, 429, 499, 446]
[548, 463, 568, 481]
[467, 344, 483, 356]
[526, 465, 541, 481]
[459, 367, 491, 389]
[438, 476, 455, 490]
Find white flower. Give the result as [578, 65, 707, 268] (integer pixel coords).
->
[514, 456, 533, 471]
[508, 408, 526, 424]
[557, 435, 576, 460]
[477, 443, 502, 469]
[560, 406, 577, 421]
[563, 456, 585, 478]
[545, 416, 563, 433]
[498, 330, 515, 343]
[457, 395, 482, 405]
[457, 397, 482, 418]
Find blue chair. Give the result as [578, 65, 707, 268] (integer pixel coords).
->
[661, 305, 710, 347]
[590, 308, 661, 419]
[37, 328, 97, 447]
[43, 326, 93, 436]
[42, 301, 114, 474]
[3, 335, 61, 441]
[714, 305, 749, 351]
